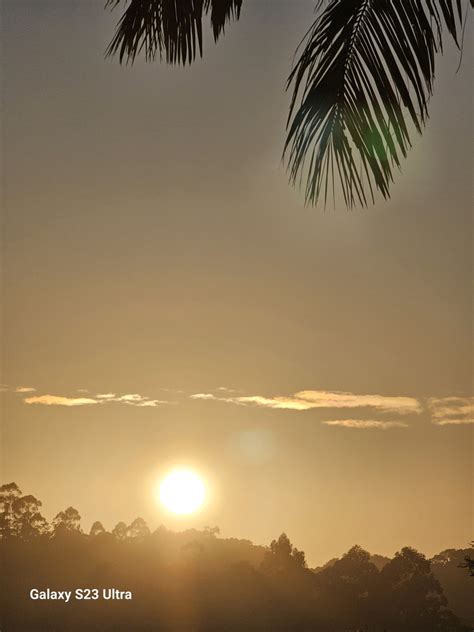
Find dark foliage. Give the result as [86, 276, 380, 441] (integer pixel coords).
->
[432, 546, 474, 624]
[105, 0, 472, 207]
[106, 0, 242, 65]
[285, 0, 465, 207]
[457, 541, 474, 578]
[1, 483, 471, 631]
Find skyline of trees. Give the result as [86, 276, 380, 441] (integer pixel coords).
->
[2, 481, 472, 631]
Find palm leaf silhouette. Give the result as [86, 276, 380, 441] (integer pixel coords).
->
[105, 0, 470, 207]
[105, 0, 242, 65]
[285, 0, 465, 207]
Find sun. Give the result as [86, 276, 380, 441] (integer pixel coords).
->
[158, 469, 205, 515]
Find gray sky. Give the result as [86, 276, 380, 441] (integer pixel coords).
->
[1, 0, 472, 565]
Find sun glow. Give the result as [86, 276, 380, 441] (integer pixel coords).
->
[158, 469, 205, 515]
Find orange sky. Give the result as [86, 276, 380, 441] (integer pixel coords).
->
[1, 0, 472, 565]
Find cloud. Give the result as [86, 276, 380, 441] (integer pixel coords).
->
[127, 399, 171, 407]
[21, 385, 471, 424]
[237, 395, 316, 410]
[428, 397, 474, 426]
[323, 419, 409, 430]
[433, 418, 474, 426]
[113, 393, 144, 402]
[1, 385, 36, 394]
[23, 391, 172, 408]
[110, 393, 172, 405]
[295, 391, 421, 414]
[24, 395, 98, 407]
[190, 390, 421, 414]
[190, 393, 312, 409]
[189, 392, 316, 408]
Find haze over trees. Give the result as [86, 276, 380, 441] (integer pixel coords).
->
[1, 483, 472, 631]
[105, 0, 473, 207]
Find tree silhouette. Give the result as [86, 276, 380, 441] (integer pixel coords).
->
[1, 482, 470, 631]
[127, 516, 151, 539]
[90, 520, 107, 537]
[11, 495, 49, 541]
[0, 483, 48, 540]
[52, 506, 82, 537]
[105, 0, 472, 208]
[260, 532, 307, 576]
[111, 520, 128, 540]
[380, 546, 460, 631]
[0, 482, 22, 538]
[432, 546, 474, 625]
[458, 541, 474, 577]
[463, 556, 474, 575]
[313, 545, 380, 628]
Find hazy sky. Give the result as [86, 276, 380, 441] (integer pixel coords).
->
[1, 1, 472, 565]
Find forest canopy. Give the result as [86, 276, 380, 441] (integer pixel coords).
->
[1, 482, 472, 631]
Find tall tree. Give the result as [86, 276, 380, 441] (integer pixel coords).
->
[0, 484, 49, 540]
[0, 482, 22, 539]
[260, 532, 307, 577]
[127, 517, 151, 539]
[52, 507, 82, 537]
[313, 545, 380, 628]
[90, 520, 107, 537]
[11, 495, 49, 541]
[112, 520, 128, 540]
[380, 546, 460, 631]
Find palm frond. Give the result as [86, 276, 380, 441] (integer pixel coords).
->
[105, 0, 242, 65]
[204, 0, 242, 40]
[285, 0, 465, 208]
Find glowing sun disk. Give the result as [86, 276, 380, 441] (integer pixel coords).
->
[159, 470, 205, 515]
